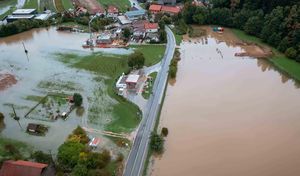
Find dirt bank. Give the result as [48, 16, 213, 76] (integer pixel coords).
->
[0, 73, 17, 91]
[184, 25, 273, 59]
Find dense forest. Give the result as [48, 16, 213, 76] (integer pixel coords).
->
[179, 0, 300, 61]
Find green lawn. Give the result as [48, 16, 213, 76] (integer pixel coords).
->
[130, 45, 166, 66]
[23, 0, 38, 9]
[97, 0, 130, 12]
[171, 29, 183, 46]
[62, 0, 73, 10]
[142, 72, 157, 99]
[231, 29, 300, 82]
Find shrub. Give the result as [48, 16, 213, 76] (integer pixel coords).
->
[161, 127, 169, 137]
[73, 93, 83, 106]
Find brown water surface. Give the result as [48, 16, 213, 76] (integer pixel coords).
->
[152, 28, 300, 176]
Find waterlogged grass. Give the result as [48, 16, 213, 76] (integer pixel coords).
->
[97, 0, 130, 12]
[231, 29, 300, 82]
[38, 80, 82, 91]
[0, 137, 32, 161]
[57, 52, 140, 133]
[142, 72, 157, 99]
[131, 45, 166, 66]
[24, 95, 44, 102]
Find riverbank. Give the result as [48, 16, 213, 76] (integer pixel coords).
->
[231, 29, 300, 82]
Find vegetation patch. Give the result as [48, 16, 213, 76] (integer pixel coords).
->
[38, 80, 82, 92]
[142, 72, 157, 99]
[169, 49, 180, 79]
[62, 0, 73, 10]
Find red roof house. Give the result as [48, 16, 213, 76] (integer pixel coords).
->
[149, 4, 162, 13]
[144, 22, 159, 32]
[0, 160, 48, 176]
[161, 6, 181, 14]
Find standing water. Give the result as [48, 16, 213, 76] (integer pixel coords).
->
[151, 27, 300, 176]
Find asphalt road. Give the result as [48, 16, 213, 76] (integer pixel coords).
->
[123, 27, 176, 176]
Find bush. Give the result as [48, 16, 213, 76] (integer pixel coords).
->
[285, 47, 298, 59]
[68, 126, 89, 144]
[73, 93, 83, 106]
[161, 127, 169, 137]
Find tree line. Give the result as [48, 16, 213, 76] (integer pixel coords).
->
[179, 0, 300, 61]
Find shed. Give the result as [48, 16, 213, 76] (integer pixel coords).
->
[27, 123, 38, 133]
[125, 10, 146, 21]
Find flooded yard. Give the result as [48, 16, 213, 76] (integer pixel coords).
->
[151, 27, 300, 176]
[0, 27, 135, 153]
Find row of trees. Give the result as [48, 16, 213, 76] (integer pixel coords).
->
[0, 19, 51, 37]
[180, 0, 300, 61]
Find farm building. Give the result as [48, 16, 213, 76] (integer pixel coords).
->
[0, 160, 54, 176]
[126, 74, 140, 89]
[125, 10, 146, 21]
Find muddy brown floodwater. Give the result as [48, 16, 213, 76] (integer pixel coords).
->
[151, 27, 300, 176]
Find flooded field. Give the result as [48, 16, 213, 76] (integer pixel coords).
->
[152, 27, 300, 176]
[0, 27, 134, 153]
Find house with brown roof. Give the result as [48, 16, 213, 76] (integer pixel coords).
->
[144, 22, 159, 33]
[0, 160, 54, 176]
[107, 5, 119, 18]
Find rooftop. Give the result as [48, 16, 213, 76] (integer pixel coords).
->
[144, 22, 159, 29]
[149, 4, 162, 11]
[13, 9, 36, 15]
[118, 15, 131, 24]
[126, 74, 140, 83]
[108, 5, 119, 13]
[0, 160, 48, 176]
[125, 10, 146, 17]
[6, 15, 35, 19]
[161, 6, 181, 14]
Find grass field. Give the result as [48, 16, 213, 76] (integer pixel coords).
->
[23, 0, 38, 9]
[97, 0, 130, 12]
[171, 29, 183, 46]
[131, 45, 166, 66]
[142, 72, 157, 99]
[62, 0, 73, 10]
[231, 29, 300, 82]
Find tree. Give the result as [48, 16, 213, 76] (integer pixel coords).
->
[161, 127, 169, 137]
[57, 141, 85, 169]
[159, 29, 167, 43]
[123, 27, 131, 40]
[128, 51, 145, 69]
[150, 133, 164, 153]
[73, 93, 83, 107]
[244, 14, 264, 36]
[68, 126, 89, 144]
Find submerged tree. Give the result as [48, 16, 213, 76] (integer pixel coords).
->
[128, 51, 145, 69]
[73, 93, 83, 107]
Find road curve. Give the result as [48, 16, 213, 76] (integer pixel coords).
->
[123, 26, 176, 176]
